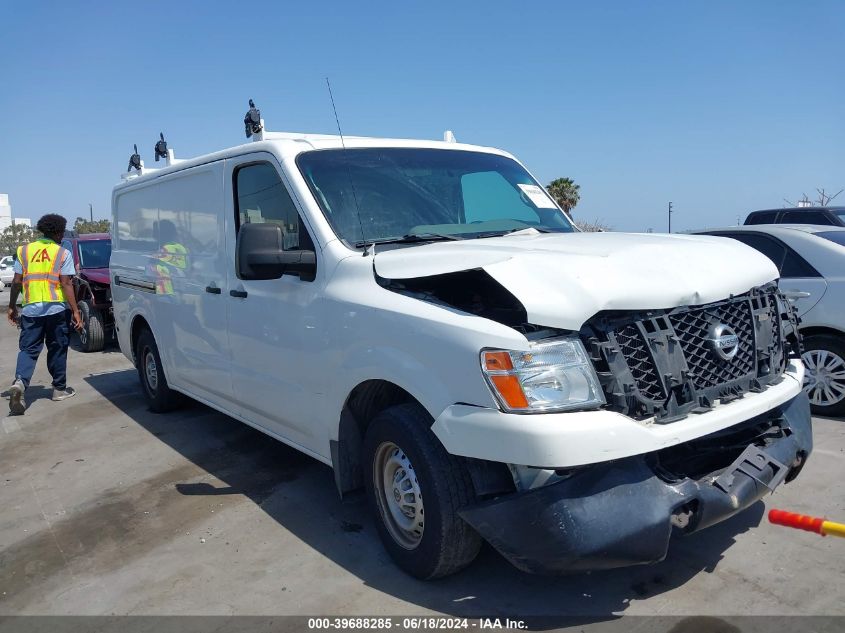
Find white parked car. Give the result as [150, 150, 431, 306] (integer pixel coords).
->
[697, 225, 845, 416]
[0, 255, 14, 288]
[111, 129, 811, 578]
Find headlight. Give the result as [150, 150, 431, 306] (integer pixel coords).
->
[480, 337, 605, 413]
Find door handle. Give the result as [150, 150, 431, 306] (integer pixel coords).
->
[782, 289, 811, 300]
[230, 289, 248, 298]
[205, 286, 222, 294]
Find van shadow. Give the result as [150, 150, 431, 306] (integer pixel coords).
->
[86, 369, 765, 625]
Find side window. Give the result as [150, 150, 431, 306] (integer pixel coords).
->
[235, 163, 312, 251]
[781, 211, 834, 225]
[780, 246, 820, 278]
[716, 233, 787, 270]
[715, 232, 819, 278]
[745, 211, 776, 225]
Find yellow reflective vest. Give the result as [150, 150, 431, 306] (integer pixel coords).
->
[153, 242, 188, 295]
[17, 239, 69, 306]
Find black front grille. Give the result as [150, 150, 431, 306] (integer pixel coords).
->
[615, 324, 665, 401]
[669, 298, 755, 389]
[582, 285, 789, 423]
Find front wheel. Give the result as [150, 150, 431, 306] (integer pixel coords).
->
[363, 403, 481, 579]
[802, 334, 845, 417]
[78, 301, 105, 352]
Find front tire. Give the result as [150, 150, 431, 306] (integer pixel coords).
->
[136, 328, 183, 413]
[802, 334, 845, 417]
[78, 301, 105, 352]
[363, 403, 481, 579]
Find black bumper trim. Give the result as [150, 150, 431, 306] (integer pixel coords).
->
[459, 392, 812, 574]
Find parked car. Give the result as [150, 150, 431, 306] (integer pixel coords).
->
[695, 225, 845, 416]
[111, 130, 811, 578]
[0, 255, 14, 288]
[61, 233, 113, 352]
[745, 206, 845, 227]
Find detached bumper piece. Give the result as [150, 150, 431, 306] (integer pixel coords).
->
[459, 393, 812, 574]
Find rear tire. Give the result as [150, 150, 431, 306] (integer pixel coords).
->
[78, 301, 105, 352]
[802, 334, 845, 417]
[136, 328, 183, 413]
[363, 403, 481, 579]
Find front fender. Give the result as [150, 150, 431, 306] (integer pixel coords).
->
[327, 344, 466, 440]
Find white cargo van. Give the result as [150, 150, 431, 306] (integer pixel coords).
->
[111, 130, 812, 578]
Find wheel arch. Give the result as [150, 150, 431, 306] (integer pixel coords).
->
[331, 379, 420, 497]
[330, 379, 515, 501]
[129, 314, 152, 364]
[74, 278, 94, 303]
[799, 325, 845, 340]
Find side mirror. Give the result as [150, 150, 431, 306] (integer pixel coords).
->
[236, 222, 316, 282]
[0, 264, 6, 270]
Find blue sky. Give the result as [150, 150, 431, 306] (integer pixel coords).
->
[1, 1, 843, 232]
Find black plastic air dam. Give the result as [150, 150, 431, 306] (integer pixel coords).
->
[458, 392, 812, 574]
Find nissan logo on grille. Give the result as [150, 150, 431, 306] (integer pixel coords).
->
[707, 323, 740, 361]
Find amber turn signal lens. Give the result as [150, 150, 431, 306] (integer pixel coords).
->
[483, 351, 514, 371]
[490, 375, 529, 409]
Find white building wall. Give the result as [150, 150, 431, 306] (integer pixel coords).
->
[0, 194, 32, 230]
[0, 194, 11, 232]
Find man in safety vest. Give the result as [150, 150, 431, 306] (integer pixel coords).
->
[6, 214, 83, 415]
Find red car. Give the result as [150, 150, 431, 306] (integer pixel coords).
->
[61, 233, 112, 352]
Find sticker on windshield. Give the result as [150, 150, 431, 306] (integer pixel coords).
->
[518, 184, 558, 209]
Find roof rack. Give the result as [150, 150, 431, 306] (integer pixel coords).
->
[120, 98, 462, 180]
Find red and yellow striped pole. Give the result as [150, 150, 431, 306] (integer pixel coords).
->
[768, 509, 845, 538]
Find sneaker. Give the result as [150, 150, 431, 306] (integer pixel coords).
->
[52, 387, 76, 402]
[9, 379, 26, 415]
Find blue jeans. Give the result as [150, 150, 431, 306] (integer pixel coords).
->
[15, 311, 70, 390]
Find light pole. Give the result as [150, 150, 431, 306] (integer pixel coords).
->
[89, 203, 93, 222]
[668, 201, 673, 233]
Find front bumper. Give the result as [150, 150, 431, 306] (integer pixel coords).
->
[459, 392, 812, 574]
[433, 360, 805, 469]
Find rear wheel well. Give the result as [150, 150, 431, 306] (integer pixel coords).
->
[130, 315, 151, 364]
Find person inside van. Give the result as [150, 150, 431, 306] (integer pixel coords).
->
[7, 214, 83, 415]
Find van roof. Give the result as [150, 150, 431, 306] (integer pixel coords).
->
[114, 131, 513, 190]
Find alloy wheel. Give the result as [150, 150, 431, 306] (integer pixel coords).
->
[803, 348, 845, 408]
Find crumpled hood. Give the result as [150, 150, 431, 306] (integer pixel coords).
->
[80, 267, 111, 285]
[373, 231, 779, 330]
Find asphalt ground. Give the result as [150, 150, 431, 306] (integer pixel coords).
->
[0, 305, 843, 623]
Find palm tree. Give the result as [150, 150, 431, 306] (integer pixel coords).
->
[546, 177, 580, 214]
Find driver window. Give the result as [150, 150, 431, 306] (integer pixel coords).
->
[235, 163, 313, 251]
[461, 171, 538, 224]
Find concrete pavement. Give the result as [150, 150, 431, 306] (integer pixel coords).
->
[0, 316, 843, 620]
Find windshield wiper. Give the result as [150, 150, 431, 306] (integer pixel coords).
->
[354, 232, 463, 247]
[473, 227, 556, 239]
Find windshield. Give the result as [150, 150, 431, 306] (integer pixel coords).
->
[297, 148, 575, 245]
[834, 211, 845, 223]
[78, 240, 111, 269]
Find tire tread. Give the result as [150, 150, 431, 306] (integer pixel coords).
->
[365, 403, 481, 579]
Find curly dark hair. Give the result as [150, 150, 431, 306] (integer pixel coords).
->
[36, 213, 67, 239]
